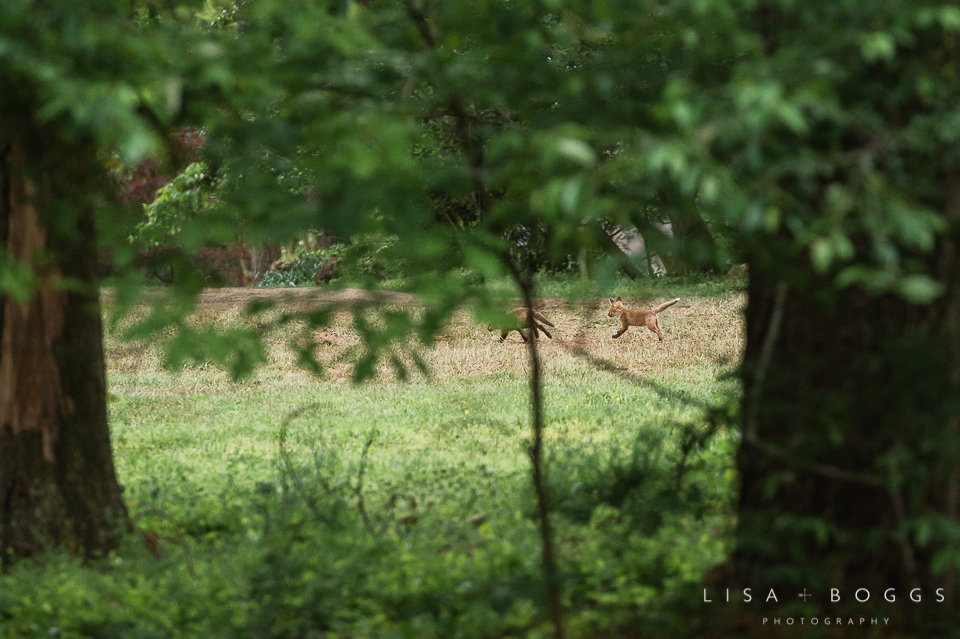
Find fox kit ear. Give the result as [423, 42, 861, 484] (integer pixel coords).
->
[608, 298, 615, 304]
[616, 296, 622, 302]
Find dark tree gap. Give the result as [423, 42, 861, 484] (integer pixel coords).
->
[0, 139, 129, 565]
[731, 168, 960, 613]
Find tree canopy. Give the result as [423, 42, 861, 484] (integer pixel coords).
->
[4, 0, 960, 633]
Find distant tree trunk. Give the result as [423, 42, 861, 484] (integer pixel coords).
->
[657, 187, 719, 275]
[600, 222, 670, 278]
[733, 170, 960, 606]
[0, 141, 129, 563]
[250, 239, 281, 286]
[599, 222, 642, 279]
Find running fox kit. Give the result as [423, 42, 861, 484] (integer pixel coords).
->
[607, 297, 680, 340]
[496, 307, 556, 343]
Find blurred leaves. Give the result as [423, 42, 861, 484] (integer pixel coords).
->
[134, 161, 222, 247]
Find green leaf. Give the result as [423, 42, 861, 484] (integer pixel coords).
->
[810, 237, 833, 273]
[897, 275, 943, 303]
[939, 6, 960, 31]
[555, 138, 596, 167]
[859, 32, 896, 62]
[776, 102, 807, 135]
[463, 246, 504, 280]
[560, 177, 583, 216]
[0, 250, 37, 303]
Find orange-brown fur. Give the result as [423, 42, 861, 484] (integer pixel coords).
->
[606, 297, 680, 340]
[498, 308, 555, 343]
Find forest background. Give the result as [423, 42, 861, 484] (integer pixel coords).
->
[3, 0, 960, 637]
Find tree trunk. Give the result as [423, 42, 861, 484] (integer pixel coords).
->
[732, 171, 960, 613]
[599, 222, 643, 280]
[656, 187, 719, 275]
[250, 239, 281, 286]
[0, 142, 129, 563]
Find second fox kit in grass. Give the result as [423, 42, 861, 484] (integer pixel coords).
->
[498, 308, 555, 343]
[607, 297, 680, 340]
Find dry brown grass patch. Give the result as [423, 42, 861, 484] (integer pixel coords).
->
[105, 292, 745, 388]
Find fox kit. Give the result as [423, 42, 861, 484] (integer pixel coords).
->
[607, 297, 680, 340]
[497, 307, 555, 343]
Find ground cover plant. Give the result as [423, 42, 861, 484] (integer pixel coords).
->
[0, 279, 742, 639]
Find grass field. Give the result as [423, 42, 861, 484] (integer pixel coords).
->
[2, 277, 745, 639]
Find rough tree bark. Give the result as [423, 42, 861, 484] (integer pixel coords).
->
[0, 141, 129, 564]
[250, 239, 281, 286]
[732, 169, 960, 613]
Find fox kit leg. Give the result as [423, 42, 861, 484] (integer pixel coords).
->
[613, 320, 629, 339]
[536, 323, 553, 339]
[646, 316, 664, 341]
[501, 329, 527, 342]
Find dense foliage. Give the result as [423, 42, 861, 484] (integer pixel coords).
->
[5, 0, 960, 635]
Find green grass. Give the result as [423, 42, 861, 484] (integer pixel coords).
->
[285, 270, 742, 308]
[529, 273, 743, 301]
[1, 286, 744, 639]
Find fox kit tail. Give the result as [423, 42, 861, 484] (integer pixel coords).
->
[529, 309, 556, 327]
[654, 298, 680, 314]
